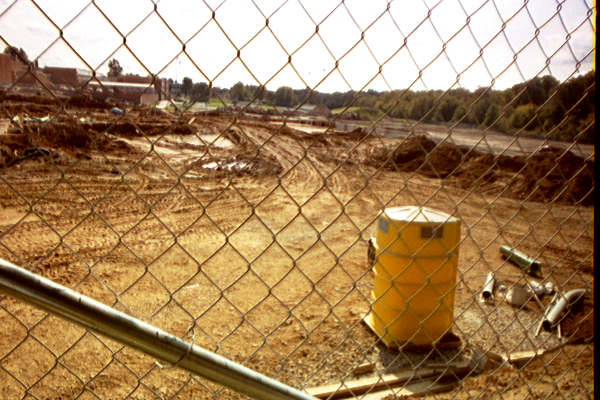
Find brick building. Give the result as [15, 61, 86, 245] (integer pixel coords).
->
[85, 73, 169, 105]
[1, 53, 169, 104]
[43, 67, 79, 87]
[88, 80, 162, 105]
[0, 53, 15, 85]
[0, 53, 30, 86]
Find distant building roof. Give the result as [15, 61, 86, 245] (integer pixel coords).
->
[89, 80, 154, 89]
[76, 68, 93, 77]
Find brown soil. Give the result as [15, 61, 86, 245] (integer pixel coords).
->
[388, 136, 466, 178]
[435, 344, 594, 399]
[366, 135, 594, 206]
[1, 91, 113, 116]
[560, 291, 594, 344]
[0, 97, 594, 399]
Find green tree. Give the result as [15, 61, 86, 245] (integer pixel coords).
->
[323, 91, 354, 109]
[436, 97, 459, 122]
[540, 75, 559, 98]
[511, 78, 545, 106]
[274, 86, 295, 107]
[191, 82, 209, 102]
[293, 87, 312, 106]
[538, 98, 562, 132]
[508, 104, 538, 130]
[107, 58, 123, 78]
[407, 94, 434, 121]
[559, 71, 594, 118]
[230, 81, 248, 102]
[576, 112, 594, 143]
[471, 87, 492, 125]
[451, 104, 475, 125]
[379, 91, 410, 119]
[181, 77, 193, 97]
[483, 103, 508, 130]
[247, 85, 265, 101]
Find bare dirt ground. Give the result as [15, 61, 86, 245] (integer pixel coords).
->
[0, 94, 594, 399]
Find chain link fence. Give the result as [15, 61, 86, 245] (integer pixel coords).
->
[0, 0, 595, 399]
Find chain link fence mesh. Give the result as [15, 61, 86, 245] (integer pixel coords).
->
[0, 0, 595, 399]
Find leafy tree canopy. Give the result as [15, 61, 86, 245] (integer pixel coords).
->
[108, 58, 123, 78]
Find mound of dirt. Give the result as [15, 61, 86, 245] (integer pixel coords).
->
[0, 119, 141, 165]
[66, 94, 111, 110]
[1, 102, 58, 116]
[391, 135, 436, 163]
[422, 142, 468, 177]
[94, 121, 138, 137]
[0, 131, 52, 167]
[338, 127, 371, 140]
[367, 136, 593, 206]
[274, 124, 306, 139]
[170, 123, 196, 135]
[134, 107, 170, 119]
[450, 148, 593, 206]
[85, 120, 196, 137]
[496, 154, 526, 172]
[450, 153, 498, 188]
[1, 92, 111, 116]
[516, 149, 594, 206]
[24, 121, 96, 149]
[0, 91, 57, 105]
[378, 136, 468, 178]
[0, 143, 16, 167]
[0, 91, 57, 118]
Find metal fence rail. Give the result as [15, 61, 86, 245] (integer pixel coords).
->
[0, 0, 595, 399]
[0, 258, 315, 400]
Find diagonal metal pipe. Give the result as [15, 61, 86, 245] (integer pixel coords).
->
[0, 258, 316, 400]
[541, 288, 587, 332]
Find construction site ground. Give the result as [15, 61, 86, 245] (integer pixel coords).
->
[0, 94, 594, 399]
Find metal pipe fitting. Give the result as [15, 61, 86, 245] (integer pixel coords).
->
[481, 272, 495, 300]
[528, 280, 546, 297]
[499, 245, 542, 276]
[541, 289, 587, 332]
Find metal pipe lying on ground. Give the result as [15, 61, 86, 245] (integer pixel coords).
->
[481, 272, 495, 301]
[0, 258, 316, 400]
[525, 281, 545, 311]
[541, 289, 587, 332]
[499, 245, 542, 276]
[528, 280, 545, 297]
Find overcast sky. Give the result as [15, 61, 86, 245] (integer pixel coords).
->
[0, 0, 595, 92]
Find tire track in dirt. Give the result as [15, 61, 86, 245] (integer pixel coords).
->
[1, 111, 593, 399]
[237, 121, 355, 204]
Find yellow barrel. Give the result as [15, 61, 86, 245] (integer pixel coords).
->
[364, 206, 461, 347]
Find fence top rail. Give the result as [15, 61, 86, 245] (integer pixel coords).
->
[0, 258, 317, 400]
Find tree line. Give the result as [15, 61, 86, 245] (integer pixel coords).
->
[171, 77, 355, 109]
[173, 71, 594, 143]
[351, 71, 594, 143]
[2, 49, 593, 142]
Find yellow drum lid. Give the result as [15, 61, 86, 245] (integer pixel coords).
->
[376, 206, 460, 256]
